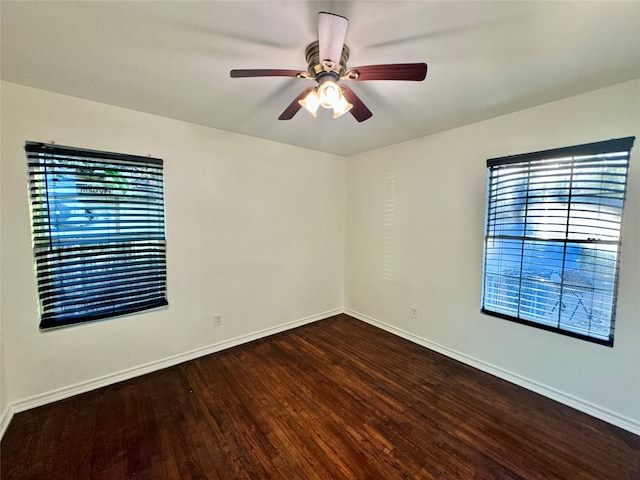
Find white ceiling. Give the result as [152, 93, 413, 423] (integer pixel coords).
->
[2, 1, 639, 157]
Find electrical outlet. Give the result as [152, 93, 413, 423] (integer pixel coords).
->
[410, 307, 418, 318]
[213, 314, 223, 326]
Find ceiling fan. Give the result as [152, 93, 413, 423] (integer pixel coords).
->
[230, 12, 427, 122]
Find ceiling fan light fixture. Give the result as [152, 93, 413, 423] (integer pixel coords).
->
[298, 89, 320, 117]
[299, 79, 352, 119]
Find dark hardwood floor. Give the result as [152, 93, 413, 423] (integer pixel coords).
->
[2, 314, 638, 479]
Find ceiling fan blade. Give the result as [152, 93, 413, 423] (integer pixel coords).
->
[278, 87, 315, 120]
[341, 85, 372, 123]
[343, 63, 427, 81]
[230, 69, 305, 78]
[318, 12, 348, 69]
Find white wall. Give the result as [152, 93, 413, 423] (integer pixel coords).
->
[0, 181, 5, 430]
[345, 79, 640, 433]
[0, 97, 7, 431]
[0, 82, 345, 414]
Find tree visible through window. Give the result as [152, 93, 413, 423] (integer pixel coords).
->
[481, 137, 634, 346]
[26, 142, 168, 329]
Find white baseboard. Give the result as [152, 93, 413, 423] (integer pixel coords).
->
[344, 308, 640, 436]
[8, 308, 342, 419]
[0, 405, 14, 440]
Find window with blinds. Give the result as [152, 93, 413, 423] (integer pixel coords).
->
[26, 142, 168, 329]
[481, 137, 634, 346]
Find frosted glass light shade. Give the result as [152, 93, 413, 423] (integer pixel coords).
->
[332, 93, 353, 118]
[298, 89, 320, 117]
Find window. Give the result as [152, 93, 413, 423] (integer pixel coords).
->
[26, 142, 168, 329]
[481, 137, 634, 346]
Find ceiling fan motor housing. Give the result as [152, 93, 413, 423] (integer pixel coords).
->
[305, 41, 350, 78]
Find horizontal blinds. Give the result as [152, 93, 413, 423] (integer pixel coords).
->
[26, 142, 168, 329]
[482, 137, 634, 346]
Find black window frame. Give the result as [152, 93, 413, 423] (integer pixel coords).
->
[481, 137, 634, 347]
[26, 142, 168, 329]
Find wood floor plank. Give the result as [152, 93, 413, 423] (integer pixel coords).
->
[2, 314, 638, 479]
